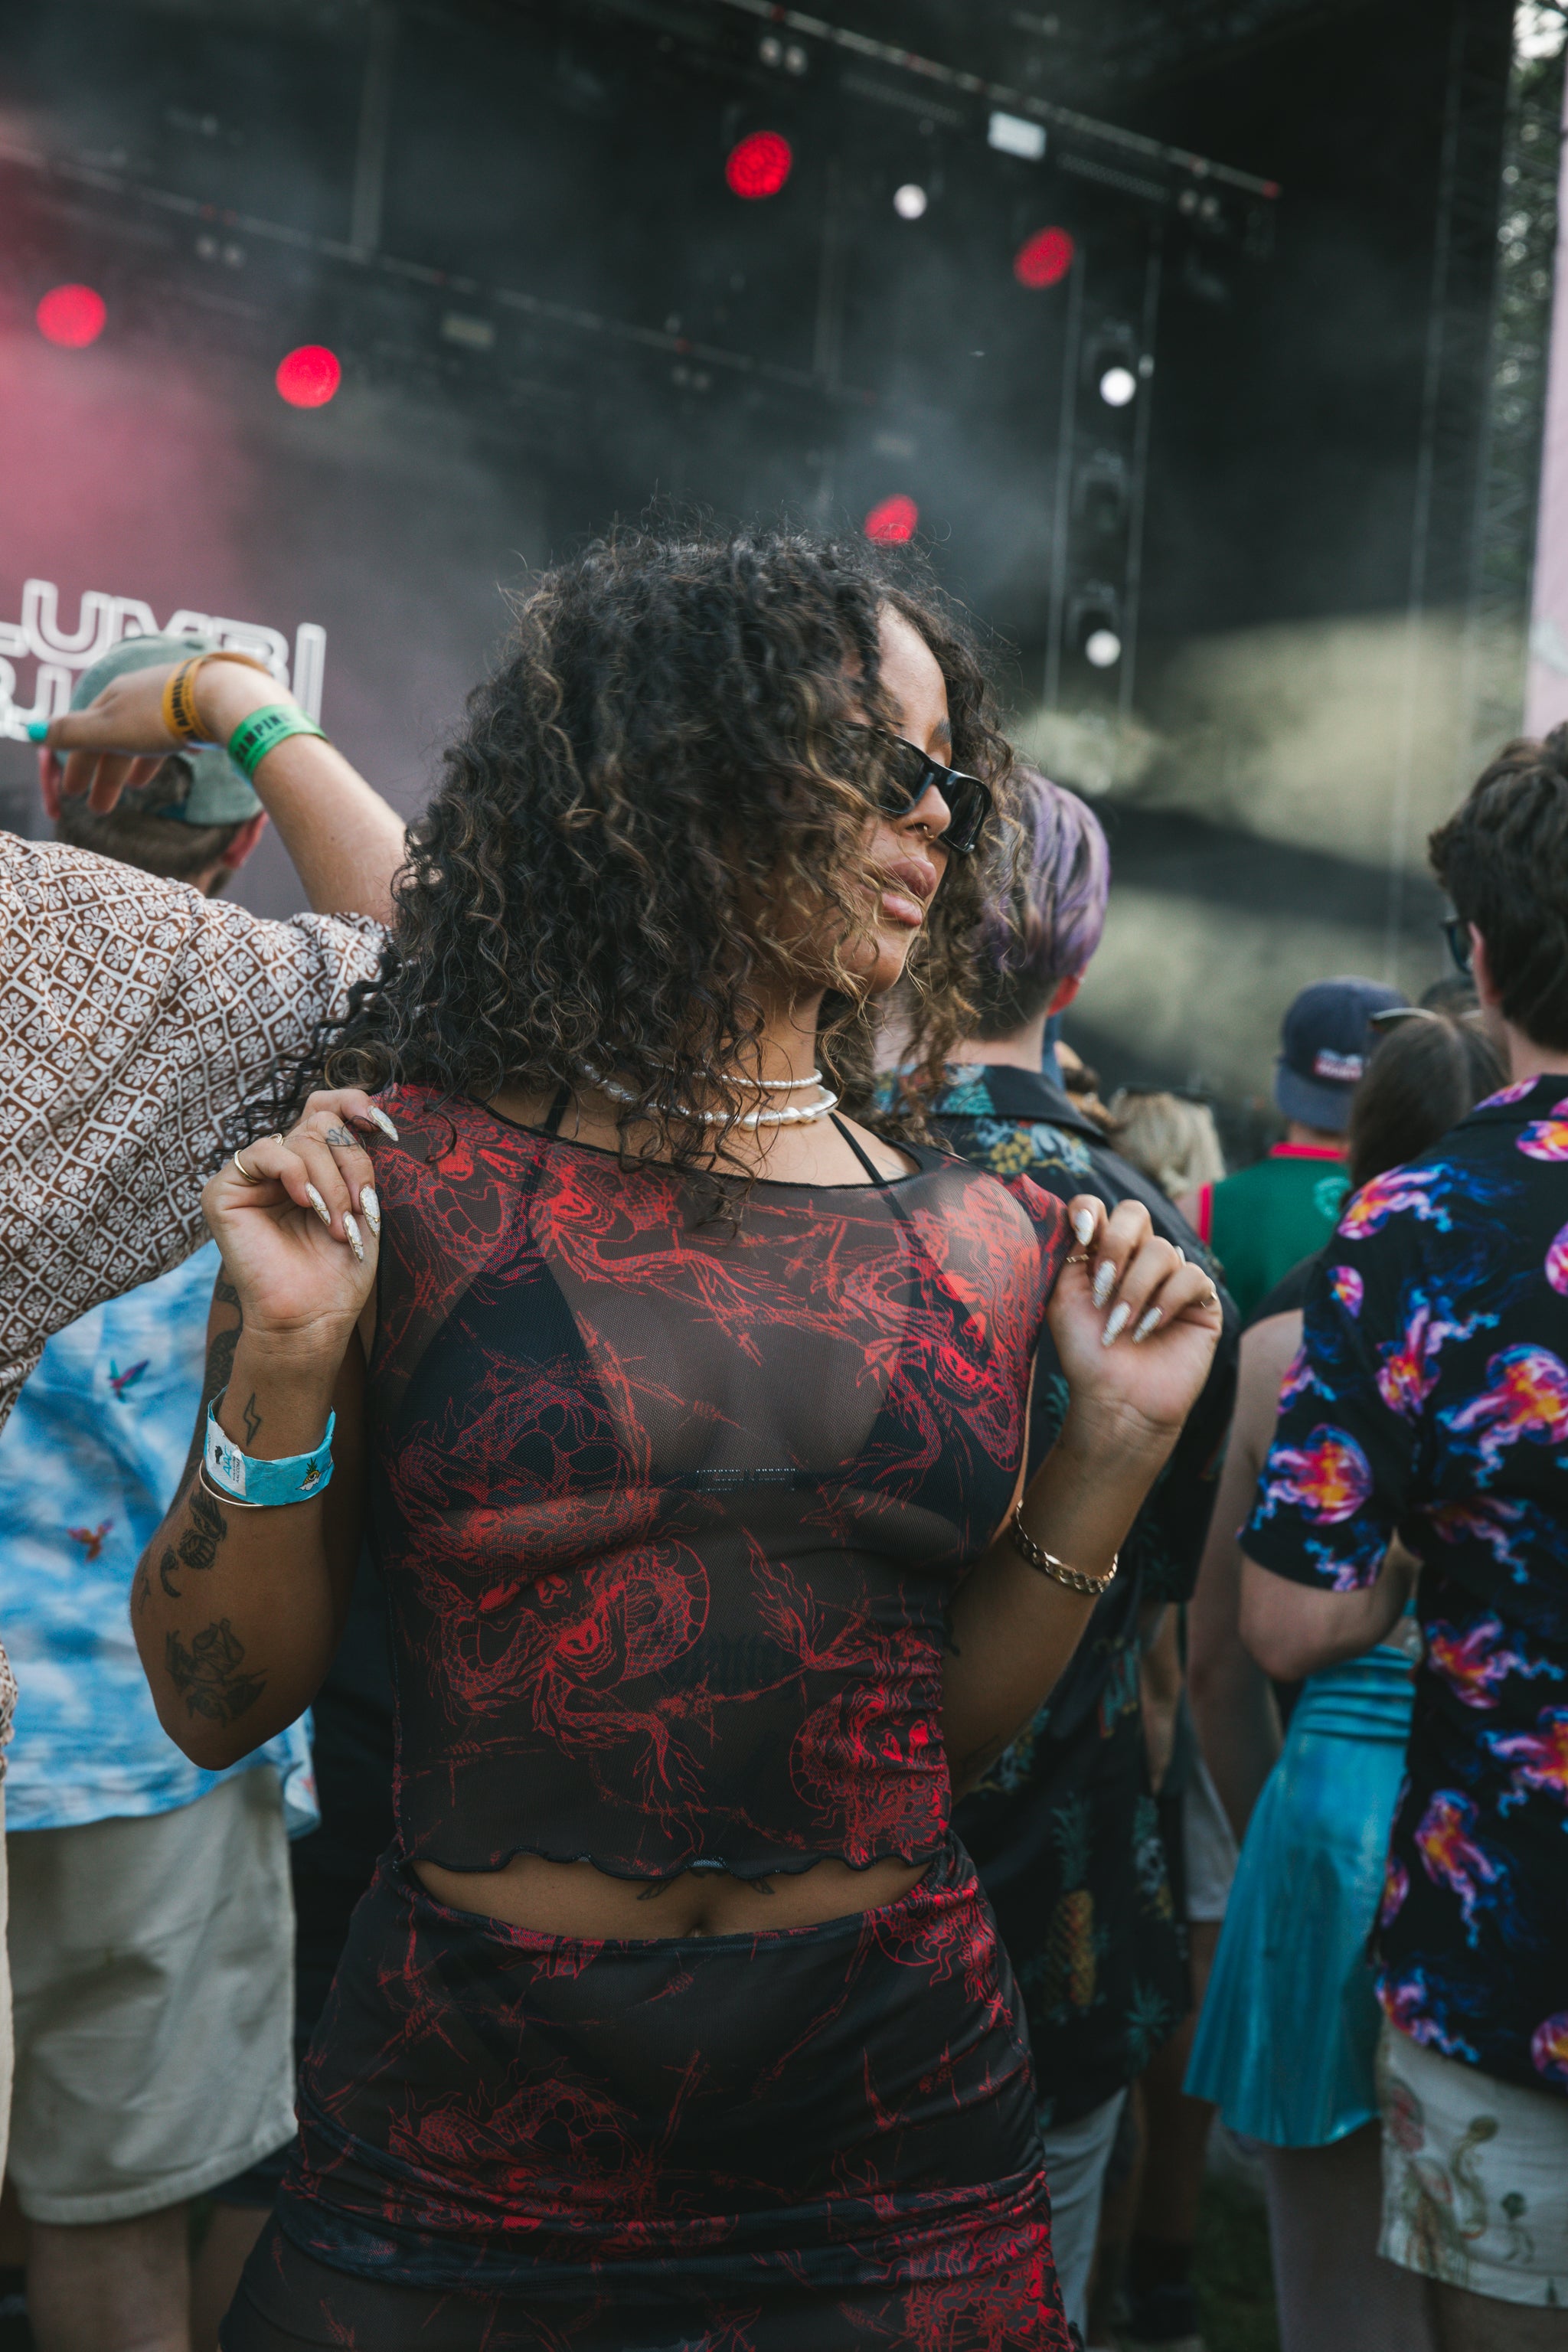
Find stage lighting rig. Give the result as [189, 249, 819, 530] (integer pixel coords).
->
[1073, 452, 1129, 537]
[1085, 323, 1142, 406]
[756, 33, 809, 75]
[1069, 586, 1125, 669]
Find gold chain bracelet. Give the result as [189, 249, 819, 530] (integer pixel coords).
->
[1005, 1505, 1119, 1597]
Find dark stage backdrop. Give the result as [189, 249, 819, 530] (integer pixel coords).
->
[0, 0, 1535, 1109]
[0, 0, 1261, 911]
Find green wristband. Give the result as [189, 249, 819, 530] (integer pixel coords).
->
[227, 704, 328, 780]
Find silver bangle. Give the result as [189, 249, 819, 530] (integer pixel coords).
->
[197, 1459, 266, 1511]
[1006, 1505, 1119, 1596]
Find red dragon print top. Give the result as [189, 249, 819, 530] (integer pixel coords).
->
[366, 1086, 1070, 1882]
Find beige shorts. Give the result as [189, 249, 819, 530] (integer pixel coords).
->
[1377, 2020, 1568, 2308]
[7, 1769, 297, 2224]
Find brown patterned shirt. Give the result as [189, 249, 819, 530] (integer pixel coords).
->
[0, 834, 386, 1759]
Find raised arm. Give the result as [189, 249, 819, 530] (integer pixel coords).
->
[38, 652, 405, 923]
[133, 1109, 378, 1766]
[942, 1200, 1223, 1792]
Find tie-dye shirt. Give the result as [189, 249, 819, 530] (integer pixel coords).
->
[1245, 1074, 1568, 2097]
[0, 1241, 316, 1834]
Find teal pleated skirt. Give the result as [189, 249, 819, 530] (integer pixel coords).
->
[1184, 1645, 1414, 2148]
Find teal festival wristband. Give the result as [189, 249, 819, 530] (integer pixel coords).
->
[204, 1392, 335, 1507]
[227, 704, 328, 780]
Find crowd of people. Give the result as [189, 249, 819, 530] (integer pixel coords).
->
[0, 525, 1561, 2352]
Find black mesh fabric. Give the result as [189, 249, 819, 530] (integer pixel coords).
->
[366, 1087, 1068, 1881]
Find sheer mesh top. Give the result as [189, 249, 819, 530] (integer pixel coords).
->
[367, 1086, 1069, 1879]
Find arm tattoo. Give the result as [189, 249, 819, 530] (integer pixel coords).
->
[157, 1545, 182, 1601]
[175, 1272, 243, 1496]
[241, 1392, 262, 1447]
[177, 1481, 227, 1572]
[165, 1619, 266, 1723]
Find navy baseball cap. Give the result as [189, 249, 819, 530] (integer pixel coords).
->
[69, 633, 264, 825]
[1275, 976, 1409, 1132]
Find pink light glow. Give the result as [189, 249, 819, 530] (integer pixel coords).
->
[275, 345, 341, 408]
[725, 131, 793, 200]
[37, 284, 106, 348]
[1013, 227, 1075, 289]
[864, 494, 919, 544]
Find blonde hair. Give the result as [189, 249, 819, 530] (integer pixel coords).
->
[1109, 1089, 1225, 1201]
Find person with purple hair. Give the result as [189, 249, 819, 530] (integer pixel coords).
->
[930, 771, 1240, 2348]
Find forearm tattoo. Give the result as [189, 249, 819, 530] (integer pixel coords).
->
[165, 1618, 266, 1723]
[155, 1269, 242, 1606]
[175, 1269, 243, 1496]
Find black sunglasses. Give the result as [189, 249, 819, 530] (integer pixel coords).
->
[871, 733, 994, 856]
[1441, 916, 1473, 976]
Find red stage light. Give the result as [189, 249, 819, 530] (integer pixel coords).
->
[1013, 227, 1075, 289]
[864, 494, 919, 545]
[276, 345, 341, 408]
[36, 284, 106, 348]
[725, 130, 793, 199]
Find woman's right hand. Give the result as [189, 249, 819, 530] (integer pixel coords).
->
[201, 1096, 385, 1354]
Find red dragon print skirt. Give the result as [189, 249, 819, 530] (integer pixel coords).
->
[221, 1840, 1070, 2351]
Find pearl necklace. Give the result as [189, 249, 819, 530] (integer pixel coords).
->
[583, 1067, 840, 1129]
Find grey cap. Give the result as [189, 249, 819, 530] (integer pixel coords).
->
[70, 633, 264, 825]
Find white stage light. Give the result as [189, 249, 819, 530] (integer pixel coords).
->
[988, 110, 1047, 161]
[1099, 365, 1137, 407]
[893, 183, 928, 220]
[1085, 628, 1122, 668]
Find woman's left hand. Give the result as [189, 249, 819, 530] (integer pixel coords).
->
[1048, 1195, 1223, 1451]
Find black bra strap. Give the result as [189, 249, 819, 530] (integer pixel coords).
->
[831, 1113, 890, 1189]
[544, 1083, 571, 1136]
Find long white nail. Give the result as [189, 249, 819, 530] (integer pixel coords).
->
[1092, 1261, 1116, 1310]
[1102, 1301, 1132, 1346]
[359, 1185, 381, 1238]
[343, 1212, 365, 1263]
[367, 1107, 399, 1140]
[1132, 1306, 1162, 1343]
[305, 1184, 332, 1228]
[1072, 1208, 1096, 1246]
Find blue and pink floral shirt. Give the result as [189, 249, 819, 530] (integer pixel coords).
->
[1245, 1075, 1568, 2097]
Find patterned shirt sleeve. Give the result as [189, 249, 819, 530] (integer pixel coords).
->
[1243, 1230, 1420, 1591]
[0, 834, 386, 1438]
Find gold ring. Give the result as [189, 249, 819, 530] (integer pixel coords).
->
[231, 1135, 282, 1184]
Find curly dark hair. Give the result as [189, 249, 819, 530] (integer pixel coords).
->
[253, 524, 1018, 1161]
[1429, 725, 1568, 1049]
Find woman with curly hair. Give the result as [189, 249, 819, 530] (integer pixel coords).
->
[132, 526, 1220, 2351]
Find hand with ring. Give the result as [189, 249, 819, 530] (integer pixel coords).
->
[202, 1088, 399, 1352]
